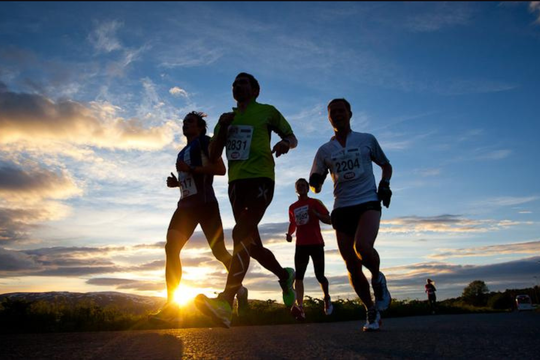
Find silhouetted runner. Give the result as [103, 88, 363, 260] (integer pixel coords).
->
[425, 278, 437, 314]
[310, 98, 393, 332]
[195, 73, 298, 328]
[286, 178, 333, 321]
[151, 111, 246, 323]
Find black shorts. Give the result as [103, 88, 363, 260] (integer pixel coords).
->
[228, 177, 274, 223]
[331, 201, 381, 237]
[168, 201, 222, 238]
[295, 244, 325, 281]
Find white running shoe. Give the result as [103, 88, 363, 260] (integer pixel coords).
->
[236, 286, 249, 315]
[324, 297, 334, 316]
[194, 294, 232, 328]
[372, 272, 391, 311]
[362, 307, 381, 332]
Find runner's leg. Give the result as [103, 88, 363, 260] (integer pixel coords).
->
[165, 208, 198, 303]
[311, 245, 330, 300]
[199, 201, 232, 270]
[220, 179, 277, 305]
[353, 210, 381, 281]
[336, 231, 374, 309]
[294, 246, 310, 307]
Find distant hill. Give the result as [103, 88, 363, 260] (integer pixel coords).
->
[0, 291, 166, 315]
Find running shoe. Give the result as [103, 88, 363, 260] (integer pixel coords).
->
[279, 267, 296, 307]
[362, 307, 381, 332]
[372, 272, 391, 311]
[194, 294, 232, 328]
[236, 286, 249, 315]
[290, 304, 306, 321]
[148, 302, 180, 324]
[324, 297, 334, 316]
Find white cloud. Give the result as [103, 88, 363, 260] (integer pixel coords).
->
[88, 20, 123, 53]
[0, 86, 175, 151]
[381, 214, 533, 234]
[477, 196, 539, 208]
[169, 86, 189, 98]
[530, 2, 540, 24]
[427, 240, 540, 259]
[403, 3, 473, 33]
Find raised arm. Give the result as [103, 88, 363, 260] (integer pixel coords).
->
[272, 133, 298, 158]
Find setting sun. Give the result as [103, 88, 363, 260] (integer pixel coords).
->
[173, 285, 200, 306]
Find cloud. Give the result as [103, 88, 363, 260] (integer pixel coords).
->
[385, 256, 540, 300]
[530, 2, 540, 24]
[0, 163, 81, 204]
[428, 240, 540, 259]
[169, 87, 189, 98]
[403, 3, 473, 33]
[158, 40, 224, 68]
[86, 278, 138, 286]
[0, 247, 39, 271]
[106, 46, 149, 78]
[476, 196, 539, 208]
[0, 161, 82, 243]
[0, 84, 175, 150]
[381, 214, 532, 234]
[88, 20, 123, 53]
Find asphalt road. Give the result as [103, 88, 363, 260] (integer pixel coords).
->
[1, 312, 538, 359]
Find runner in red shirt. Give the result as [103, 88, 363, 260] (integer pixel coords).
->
[286, 178, 333, 320]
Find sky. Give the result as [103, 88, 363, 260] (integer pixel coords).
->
[1, 2, 540, 304]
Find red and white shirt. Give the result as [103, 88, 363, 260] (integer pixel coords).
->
[288, 197, 329, 246]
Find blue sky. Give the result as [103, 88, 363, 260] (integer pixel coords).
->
[1, 2, 540, 303]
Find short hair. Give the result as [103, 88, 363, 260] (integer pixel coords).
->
[327, 98, 352, 113]
[185, 111, 208, 135]
[236, 72, 260, 99]
[295, 178, 309, 188]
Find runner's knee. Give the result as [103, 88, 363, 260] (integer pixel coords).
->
[315, 273, 328, 284]
[165, 230, 185, 255]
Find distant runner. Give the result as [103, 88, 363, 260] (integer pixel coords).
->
[195, 73, 298, 328]
[287, 178, 333, 321]
[310, 98, 393, 332]
[425, 278, 437, 314]
[151, 111, 246, 323]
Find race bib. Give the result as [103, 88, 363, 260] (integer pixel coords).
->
[331, 147, 364, 183]
[226, 125, 253, 161]
[294, 205, 309, 226]
[178, 148, 197, 199]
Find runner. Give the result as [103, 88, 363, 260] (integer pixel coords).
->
[286, 178, 333, 321]
[194, 72, 298, 328]
[151, 111, 247, 323]
[425, 278, 437, 314]
[309, 98, 393, 332]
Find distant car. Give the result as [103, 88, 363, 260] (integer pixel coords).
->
[515, 294, 534, 311]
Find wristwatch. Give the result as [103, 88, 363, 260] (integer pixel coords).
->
[382, 178, 390, 185]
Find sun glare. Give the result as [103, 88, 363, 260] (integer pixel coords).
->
[173, 285, 200, 306]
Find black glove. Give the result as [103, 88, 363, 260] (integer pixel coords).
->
[378, 179, 392, 208]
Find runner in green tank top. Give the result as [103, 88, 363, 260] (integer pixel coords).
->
[194, 72, 298, 328]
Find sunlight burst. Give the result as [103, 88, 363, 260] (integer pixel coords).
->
[173, 285, 199, 306]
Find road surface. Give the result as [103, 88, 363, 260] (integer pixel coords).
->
[1, 312, 538, 359]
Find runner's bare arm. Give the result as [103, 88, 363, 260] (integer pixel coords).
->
[187, 156, 226, 176]
[209, 112, 234, 162]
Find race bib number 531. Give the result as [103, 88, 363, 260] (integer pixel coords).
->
[294, 205, 309, 226]
[226, 125, 253, 161]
